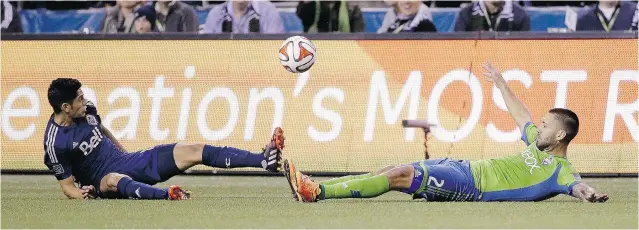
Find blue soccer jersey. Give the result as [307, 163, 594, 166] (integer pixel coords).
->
[43, 102, 127, 186]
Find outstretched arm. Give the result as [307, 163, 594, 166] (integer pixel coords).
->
[482, 62, 533, 131]
[571, 182, 609, 202]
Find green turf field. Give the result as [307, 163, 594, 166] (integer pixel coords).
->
[2, 175, 637, 229]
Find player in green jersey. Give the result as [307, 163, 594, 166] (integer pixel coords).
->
[283, 62, 609, 203]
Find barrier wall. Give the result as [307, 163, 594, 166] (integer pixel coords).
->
[1, 34, 638, 174]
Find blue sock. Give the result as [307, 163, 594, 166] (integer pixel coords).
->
[202, 145, 264, 168]
[116, 177, 168, 200]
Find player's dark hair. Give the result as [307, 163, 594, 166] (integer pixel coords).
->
[548, 108, 579, 144]
[48, 78, 82, 114]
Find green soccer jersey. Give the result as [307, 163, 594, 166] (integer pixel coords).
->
[469, 123, 582, 201]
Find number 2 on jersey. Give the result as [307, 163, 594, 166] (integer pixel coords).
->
[427, 176, 445, 188]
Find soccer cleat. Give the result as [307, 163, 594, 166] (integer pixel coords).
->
[296, 172, 320, 202]
[168, 185, 191, 200]
[282, 159, 301, 201]
[262, 127, 285, 172]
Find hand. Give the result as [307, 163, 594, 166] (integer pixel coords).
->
[589, 193, 609, 203]
[81, 185, 97, 199]
[481, 62, 505, 85]
[578, 185, 608, 203]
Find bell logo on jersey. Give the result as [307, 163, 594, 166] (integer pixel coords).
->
[520, 149, 540, 174]
[79, 127, 104, 156]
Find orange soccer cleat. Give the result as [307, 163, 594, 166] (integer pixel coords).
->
[168, 185, 191, 200]
[296, 172, 321, 203]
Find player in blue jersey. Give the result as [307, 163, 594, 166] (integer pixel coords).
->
[44, 78, 285, 200]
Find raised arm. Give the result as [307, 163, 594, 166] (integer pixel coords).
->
[482, 62, 533, 132]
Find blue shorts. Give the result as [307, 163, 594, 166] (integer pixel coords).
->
[97, 143, 181, 198]
[407, 158, 480, 201]
[112, 143, 180, 185]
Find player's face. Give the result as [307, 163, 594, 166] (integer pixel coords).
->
[65, 89, 88, 118]
[536, 113, 562, 151]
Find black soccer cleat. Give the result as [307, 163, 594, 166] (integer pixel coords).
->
[262, 127, 285, 173]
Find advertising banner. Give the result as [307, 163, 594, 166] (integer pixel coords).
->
[1, 39, 637, 173]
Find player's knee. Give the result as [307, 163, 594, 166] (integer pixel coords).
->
[385, 165, 414, 190]
[101, 173, 129, 192]
[106, 173, 127, 187]
[373, 165, 396, 175]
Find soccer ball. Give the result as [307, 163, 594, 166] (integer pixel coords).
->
[279, 36, 316, 73]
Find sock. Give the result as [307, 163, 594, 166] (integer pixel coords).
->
[320, 174, 390, 200]
[319, 173, 373, 186]
[202, 145, 264, 169]
[116, 177, 168, 200]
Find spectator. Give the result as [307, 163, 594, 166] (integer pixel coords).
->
[576, 0, 638, 32]
[100, 0, 144, 33]
[1, 0, 22, 33]
[454, 0, 530, 32]
[378, 0, 437, 33]
[154, 0, 199, 33]
[203, 0, 284, 34]
[134, 4, 157, 33]
[634, 2, 639, 31]
[296, 1, 365, 33]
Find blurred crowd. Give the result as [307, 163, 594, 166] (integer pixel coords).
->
[1, 0, 638, 34]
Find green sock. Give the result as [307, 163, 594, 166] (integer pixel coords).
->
[320, 175, 390, 200]
[319, 173, 373, 186]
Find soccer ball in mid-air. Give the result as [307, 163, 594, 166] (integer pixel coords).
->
[279, 35, 316, 73]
